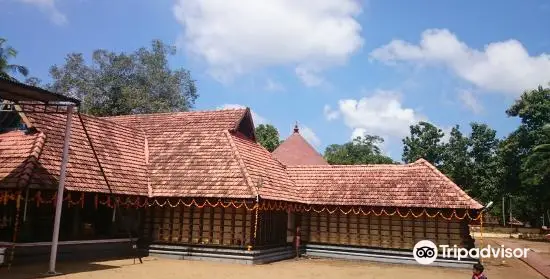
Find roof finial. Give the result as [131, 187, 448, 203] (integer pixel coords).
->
[294, 121, 299, 133]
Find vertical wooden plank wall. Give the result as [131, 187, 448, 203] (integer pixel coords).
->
[145, 205, 254, 247]
[301, 211, 463, 249]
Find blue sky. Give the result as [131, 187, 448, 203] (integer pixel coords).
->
[2, 0, 550, 161]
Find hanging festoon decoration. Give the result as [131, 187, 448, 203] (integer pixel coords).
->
[1, 190, 480, 221]
[258, 200, 481, 221]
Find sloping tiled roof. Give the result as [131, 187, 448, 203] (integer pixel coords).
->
[24, 113, 149, 196]
[0, 108, 481, 210]
[229, 132, 300, 202]
[286, 159, 482, 209]
[0, 130, 45, 188]
[103, 109, 257, 199]
[272, 126, 328, 166]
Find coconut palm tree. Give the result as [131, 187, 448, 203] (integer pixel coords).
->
[0, 38, 29, 81]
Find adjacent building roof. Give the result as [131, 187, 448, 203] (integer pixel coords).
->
[0, 108, 482, 209]
[286, 159, 481, 209]
[272, 124, 329, 166]
[23, 112, 149, 196]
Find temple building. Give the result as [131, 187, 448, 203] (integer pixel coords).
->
[0, 105, 482, 267]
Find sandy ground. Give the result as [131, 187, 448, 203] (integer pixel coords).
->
[0, 255, 545, 279]
[498, 238, 550, 262]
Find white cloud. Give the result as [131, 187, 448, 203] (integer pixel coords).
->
[264, 79, 285, 92]
[323, 104, 340, 120]
[440, 126, 453, 144]
[370, 29, 550, 95]
[350, 128, 366, 139]
[299, 125, 321, 147]
[336, 90, 425, 139]
[217, 104, 267, 126]
[19, 0, 67, 25]
[173, 0, 363, 86]
[458, 90, 483, 114]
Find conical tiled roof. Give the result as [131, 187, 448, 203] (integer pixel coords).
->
[272, 124, 329, 166]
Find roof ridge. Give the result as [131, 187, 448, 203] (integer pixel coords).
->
[286, 163, 405, 168]
[229, 107, 250, 132]
[18, 131, 46, 187]
[224, 130, 258, 198]
[100, 108, 248, 119]
[413, 158, 483, 209]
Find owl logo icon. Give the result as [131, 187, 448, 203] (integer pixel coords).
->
[413, 240, 438, 265]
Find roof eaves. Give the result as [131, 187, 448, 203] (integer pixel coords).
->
[411, 158, 483, 209]
[224, 130, 258, 198]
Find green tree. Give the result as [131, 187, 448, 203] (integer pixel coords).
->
[524, 124, 550, 180]
[468, 123, 500, 204]
[499, 85, 550, 225]
[325, 135, 395, 165]
[402, 121, 445, 165]
[255, 124, 281, 152]
[0, 38, 29, 81]
[441, 125, 471, 189]
[48, 40, 198, 116]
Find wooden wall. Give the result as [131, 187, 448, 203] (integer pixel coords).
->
[144, 206, 254, 247]
[300, 211, 465, 249]
[255, 210, 288, 247]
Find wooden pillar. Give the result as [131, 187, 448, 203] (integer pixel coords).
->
[220, 207, 225, 245]
[231, 207, 236, 245]
[199, 206, 205, 244]
[209, 206, 215, 244]
[71, 205, 80, 239]
[188, 206, 194, 243]
[335, 211, 340, 244]
[169, 206, 175, 242]
[241, 207, 247, 246]
[178, 206, 185, 242]
[378, 213, 382, 247]
[346, 211, 350, 245]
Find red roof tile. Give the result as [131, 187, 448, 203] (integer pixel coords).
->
[0, 130, 45, 188]
[272, 126, 328, 166]
[1, 108, 481, 210]
[229, 132, 300, 202]
[286, 159, 482, 209]
[104, 109, 257, 199]
[25, 113, 149, 196]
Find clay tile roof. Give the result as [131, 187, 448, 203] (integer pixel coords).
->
[286, 158, 483, 209]
[272, 126, 328, 166]
[25, 113, 149, 196]
[0, 130, 45, 188]
[228, 132, 300, 202]
[1, 108, 482, 210]
[104, 109, 257, 199]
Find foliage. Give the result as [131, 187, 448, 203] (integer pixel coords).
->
[48, 40, 198, 116]
[255, 124, 281, 152]
[402, 121, 445, 165]
[467, 123, 500, 204]
[440, 125, 471, 190]
[325, 135, 395, 165]
[0, 38, 29, 81]
[499, 85, 550, 224]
